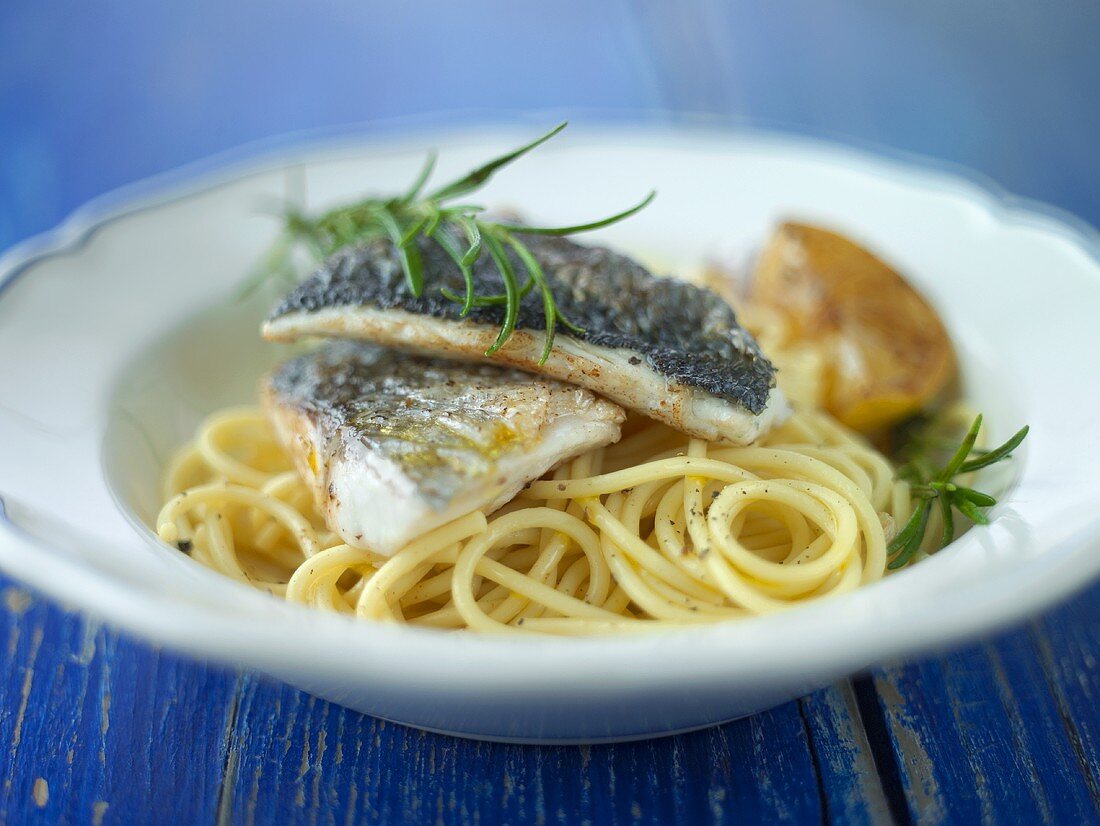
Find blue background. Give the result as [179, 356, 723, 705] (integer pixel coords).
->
[2, 2, 1099, 822]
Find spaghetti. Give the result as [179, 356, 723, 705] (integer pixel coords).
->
[156, 403, 926, 635]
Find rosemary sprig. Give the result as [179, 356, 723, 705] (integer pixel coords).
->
[257, 123, 656, 363]
[887, 413, 1029, 569]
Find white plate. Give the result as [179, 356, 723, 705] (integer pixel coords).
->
[2, 123, 1099, 743]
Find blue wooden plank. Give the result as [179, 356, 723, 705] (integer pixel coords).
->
[985, 617, 1100, 818]
[799, 684, 892, 825]
[0, 575, 239, 825]
[1032, 583, 1100, 803]
[223, 675, 822, 824]
[858, 595, 1100, 824]
[5, 577, 1098, 825]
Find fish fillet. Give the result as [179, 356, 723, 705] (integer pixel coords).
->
[262, 342, 625, 555]
[263, 235, 787, 444]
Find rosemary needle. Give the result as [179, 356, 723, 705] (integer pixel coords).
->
[887, 414, 1029, 569]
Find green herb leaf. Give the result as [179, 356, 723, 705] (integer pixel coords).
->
[939, 414, 983, 482]
[888, 501, 928, 557]
[888, 410, 1028, 570]
[511, 190, 657, 236]
[506, 234, 559, 364]
[376, 207, 423, 297]
[481, 233, 521, 356]
[939, 494, 955, 547]
[555, 309, 586, 336]
[423, 208, 444, 238]
[400, 151, 437, 203]
[952, 486, 997, 508]
[428, 122, 568, 201]
[888, 502, 931, 570]
[955, 497, 991, 525]
[459, 217, 483, 267]
[431, 229, 476, 315]
[959, 425, 1029, 473]
[399, 217, 429, 248]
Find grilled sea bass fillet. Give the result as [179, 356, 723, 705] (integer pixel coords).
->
[263, 343, 625, 555]
[264, 235, 787, 444]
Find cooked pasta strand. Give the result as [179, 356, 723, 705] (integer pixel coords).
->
[157, 406, 913, 634]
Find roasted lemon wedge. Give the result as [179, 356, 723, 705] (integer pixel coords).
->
[742, 222, 956, 432]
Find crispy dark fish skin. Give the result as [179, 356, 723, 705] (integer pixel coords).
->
[268, 235, 777, 414]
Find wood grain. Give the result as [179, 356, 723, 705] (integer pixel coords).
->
[0, 578, 238, 824]
[1032, 589, 1100, 803]
[5, 572, 1100, 822]
[855, 601, 1100, 824]
[221, 673, 822, 824]
[800, 683, 892, 825]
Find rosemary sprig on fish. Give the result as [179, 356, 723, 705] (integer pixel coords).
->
[252, 122, 654, 364]
[887, 413, 1029, 569]
[262, 127, 787, 444]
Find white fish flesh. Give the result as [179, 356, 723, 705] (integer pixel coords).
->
[262, 342, 625, 555]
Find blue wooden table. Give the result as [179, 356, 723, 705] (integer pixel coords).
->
[3, 3, 1099, 822]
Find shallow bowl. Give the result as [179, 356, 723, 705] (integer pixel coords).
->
[1, 122, 1098, 742]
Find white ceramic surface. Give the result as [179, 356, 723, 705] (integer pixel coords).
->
[2, 124, 1099, 743]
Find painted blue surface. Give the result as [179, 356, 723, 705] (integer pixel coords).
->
[2, 2, 1099, 822]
